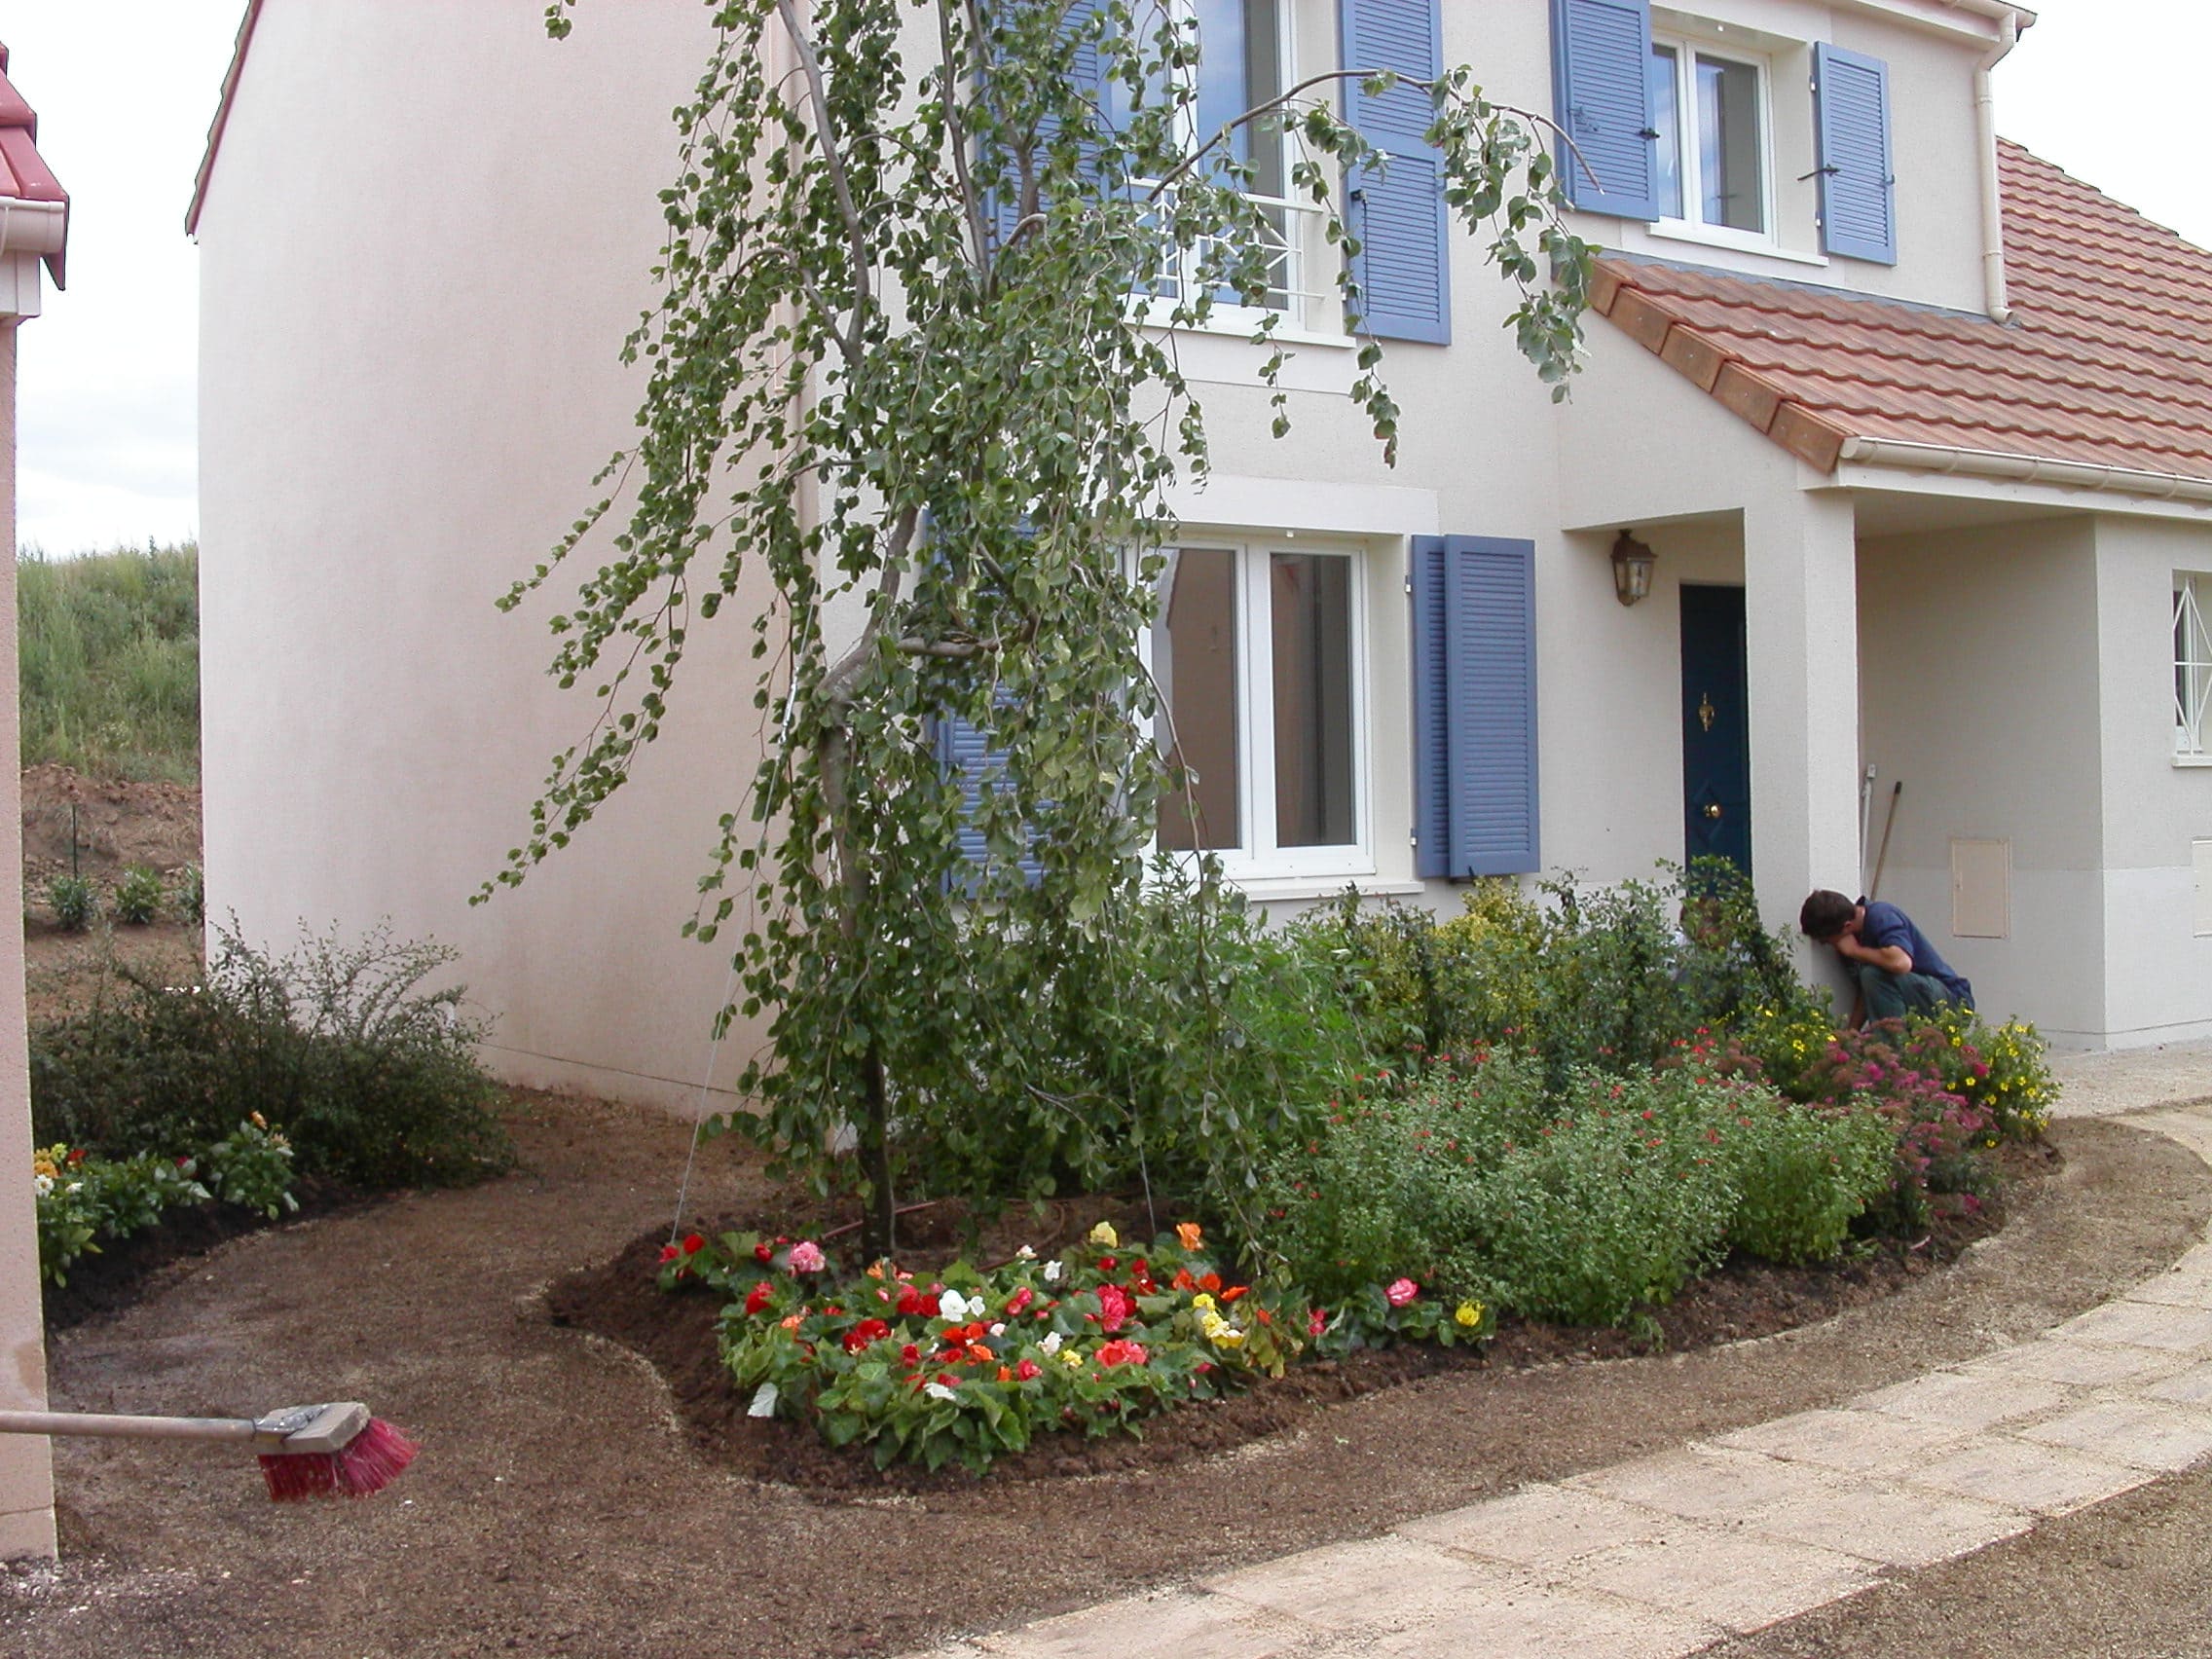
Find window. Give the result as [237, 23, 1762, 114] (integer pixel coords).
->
[1153, 539, 1366, 869]
[1111, 0, 1328, 324]
[2176, 573, 2212, 758]
[1648, 35, 1771, 241]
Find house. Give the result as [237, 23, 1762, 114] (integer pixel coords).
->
[190, 0, 2212, 1113]
[0, 42, 68, 1560]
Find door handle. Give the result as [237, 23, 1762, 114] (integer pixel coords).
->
[1704, 802, 1723, 821]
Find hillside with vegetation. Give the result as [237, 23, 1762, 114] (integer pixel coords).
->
[18, 542, 199, 784]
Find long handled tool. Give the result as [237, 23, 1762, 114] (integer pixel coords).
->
[1868, 780, 1903, 902]
[0, 1402, 418, 1500]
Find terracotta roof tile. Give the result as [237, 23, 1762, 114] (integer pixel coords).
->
[1591, 142, 2212, 488]
[0, 44, 66, 287]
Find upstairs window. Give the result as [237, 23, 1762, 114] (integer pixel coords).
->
[1648, 36, 1768, 240]
[2176, 573, 2212, 759]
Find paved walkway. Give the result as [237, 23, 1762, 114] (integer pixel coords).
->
[913, 1049, 2212, 1659]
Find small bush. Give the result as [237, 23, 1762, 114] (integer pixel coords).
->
[1722, 1097, 1897, 1264]
[32, 1142, 210, 1286]
[30, 921, 512, 1189]
[201, 1116, 299, 1220]
[175, 865, 205, 926]
[111, 866, 163, 925]
[47, 874, 95, 933]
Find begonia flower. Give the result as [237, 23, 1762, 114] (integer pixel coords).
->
[788, 1240, 827, 1273]
[1385, 1278, 1419, 1308]
[1088, 1222, 1118, 1248]
[1176, 1222, 1202, 1251]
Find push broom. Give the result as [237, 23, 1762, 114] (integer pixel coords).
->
[0, 1401, 418, 1500]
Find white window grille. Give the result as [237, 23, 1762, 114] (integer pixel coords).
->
[2175, 574, 2212, 756]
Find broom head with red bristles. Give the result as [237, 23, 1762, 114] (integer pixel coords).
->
[252, 1403, 420, 1500]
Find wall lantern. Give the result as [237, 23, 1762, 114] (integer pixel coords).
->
[1611, 529, 1657, 608]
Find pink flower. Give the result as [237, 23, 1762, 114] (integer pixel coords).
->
[788, 1240, 827, 1273]
[1005, 1286, 1034, 1317]
[1308, 1308, 1327, 1337]
[1384, 1278, 1419, 1308]
[1095, 1283, 1135, 1334]
[1095, 1340, 1149, 1368]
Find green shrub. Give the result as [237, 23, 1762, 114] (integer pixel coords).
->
[32, 1141, 210, 1286]
[111, 866, 163, 925]
[175, 865, 205, 926]
[1722, 1097, 1897, 1264]
[201, 1116, 300, 1220]
[46, 873, 95, 933]
[30, 922, 511, 1189]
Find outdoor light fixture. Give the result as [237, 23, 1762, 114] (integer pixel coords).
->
[1611, 529, 1657, 607]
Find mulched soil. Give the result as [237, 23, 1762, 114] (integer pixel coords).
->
[547, 1141, 2052, 1493]
[1, 1092, 2201, 1659]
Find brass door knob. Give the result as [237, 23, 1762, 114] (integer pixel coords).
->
[1704, 802, 1723, 820]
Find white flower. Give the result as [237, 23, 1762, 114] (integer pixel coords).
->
[923, 1382, 959, 1403]
[1040, 1332, 1063, 1354]
[64, 1182, 82, 1196]
[746, 1382, 780, 1419]
[31, 1174, 52, 1197]
[988, 1322, 1006, 1337]
[939, 1288, 975, 1321]
[1014, 1244, 1037, 1261]
[1043, 1260, 1063, 1284]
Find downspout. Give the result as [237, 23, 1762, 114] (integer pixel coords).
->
[1973, 10, 2021, 321]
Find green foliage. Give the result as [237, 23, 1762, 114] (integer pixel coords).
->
[30, 922, 511, 1190]
[17, 543, 200, 784]
[32, 1141, 210, 1287]
[111, 866, 164, 926]
[508, 1, 1592, 1256]
[201, 1117, 301, 1220]
[175, 864, 206, 927]
[45, 873, 95, 933]
[1258, 1056, 1900, 1330]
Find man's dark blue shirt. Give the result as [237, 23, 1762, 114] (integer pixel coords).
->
[1860, 900, 1973, 1009]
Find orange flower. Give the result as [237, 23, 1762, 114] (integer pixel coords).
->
[1171, 1269, 1198, 1293]
[1220, 1285, 1248, 1304]
[997, 1365, 1013, 1383]
[1175, 1222, 1203, 1251]
[966, 1343, 994, 1364]
[780, 1314, 804, 1331]
[1199, 1272, 1223, 1295]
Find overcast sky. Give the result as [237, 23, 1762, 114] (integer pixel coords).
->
[3, 0, 2207, 556]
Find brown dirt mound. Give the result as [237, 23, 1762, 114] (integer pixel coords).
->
[20, 762, 201, 903]
[546, 1140, 2056, 1494]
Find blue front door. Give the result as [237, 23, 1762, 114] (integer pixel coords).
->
[1679, 583, 1751, 875]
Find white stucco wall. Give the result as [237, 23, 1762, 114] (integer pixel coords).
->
[1857, 515, 2106, 1039]
[198, 0, 763, 1112]
[2093, 515, 2212, 1048]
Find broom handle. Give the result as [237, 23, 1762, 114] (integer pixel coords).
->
[0, 1409, 258, 1445]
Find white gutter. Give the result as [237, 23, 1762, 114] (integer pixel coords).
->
[0, 198, 65, 262]
[1973, 9, 2022, 321]
[1838, 435, 2212, 508]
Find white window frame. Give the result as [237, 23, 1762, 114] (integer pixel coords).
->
[2175, 572, 2212, 764]
[1144, 535, 1374, 880]
[1127, 0, 1342, 339]
[1649, 28, 1782, 257]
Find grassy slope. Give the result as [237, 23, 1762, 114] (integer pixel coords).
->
[18, 543, 200, 784]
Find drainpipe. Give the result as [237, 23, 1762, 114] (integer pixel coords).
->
[1974, 10, 2021, 321]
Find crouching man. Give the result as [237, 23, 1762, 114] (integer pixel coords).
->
[1798, 890, 1974, 1026]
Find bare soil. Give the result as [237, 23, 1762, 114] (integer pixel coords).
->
[0, 1092, 2198, 1659]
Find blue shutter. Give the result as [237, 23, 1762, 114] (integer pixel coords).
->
[1409, 535, 1540, 879]
[936, 700, 1043, 892]
[1549, 0, 1660, 220]
[987, 0, 1110, 247]
[1339, 0, 1451, 345]
[1813, 43, 1897, 265]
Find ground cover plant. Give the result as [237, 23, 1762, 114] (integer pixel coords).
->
[29, 921, 511, 1190]
[32, 1114, 297, 1286]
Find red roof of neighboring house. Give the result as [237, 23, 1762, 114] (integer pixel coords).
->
[0, 41, 67, 287]
[1589, 141, 2212, 491]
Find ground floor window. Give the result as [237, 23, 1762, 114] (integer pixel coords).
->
[1152, 538, 1365, 871]
[2176, 572, 2212, 756]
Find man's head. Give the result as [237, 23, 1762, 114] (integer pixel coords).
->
[1799, 889, 1861, 943]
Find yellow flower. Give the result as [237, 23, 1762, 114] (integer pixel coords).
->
[249, 1111, 268, 1130]
[1088, 1221, 1119, 1248]
[1175, 1222, 1203, 1251]
[1455, 1301, 1484, 1329]
[1059, 1348, 1084, 1369]
[30, 1155, 56, 1180]
[1190, 1292, 1215, 1311]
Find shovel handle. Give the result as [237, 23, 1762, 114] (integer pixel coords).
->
[0, 1409, 257, 1445]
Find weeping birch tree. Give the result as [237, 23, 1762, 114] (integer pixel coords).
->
[503, 0, 1593, 1257]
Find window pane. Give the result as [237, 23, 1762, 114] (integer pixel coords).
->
[1271, 553, 1354, 847]
[1650, 46, 1683, 220]
[1197, 0, 1284, 195]
[1696, 55, 1763, 233]
[1157, 548, 1241, 850]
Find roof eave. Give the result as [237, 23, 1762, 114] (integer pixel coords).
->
[1838, 435, 2212, 509]
[186, 0, 265, 238]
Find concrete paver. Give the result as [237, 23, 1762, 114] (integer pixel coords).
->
[914, 1073, 2212, 1659]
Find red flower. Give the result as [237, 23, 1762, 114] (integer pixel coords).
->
[1309, 1308, 1327, 1337]
[1171, 1269, 1198, 1293]
[1199, 1272, 1223, 1295]
[843, 1318, 891, 1354]
[1014, 1358, 1042, 1382]
[657, 1244, 681, 1264]
[900, 1344, 920, 1368]
[1005, 1287, 1034, 1317]
[1385, 1277, 1419, 1308]
[744, 1280, 774, 1315]
[1096, 1284, 1136, 1334]
[754, 1242, 774, 1265]
[896, 1286, 940, 1318]
[1098, 1256, 1118, 1272]
[1095, 1340, 1149, 1368]
[682, 1234, 706, 1255]
[1220, 1285, 1247, 1304]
